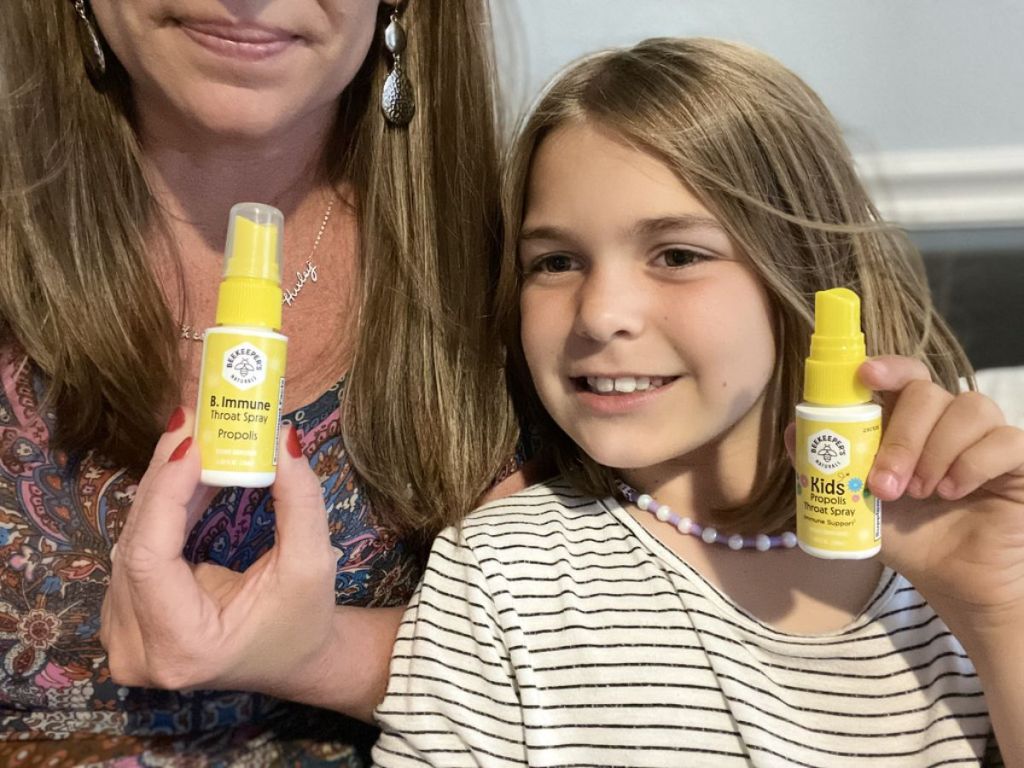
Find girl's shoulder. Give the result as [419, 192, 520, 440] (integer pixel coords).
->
[439, 477, 633, 566]
[463, 476, 608, 526]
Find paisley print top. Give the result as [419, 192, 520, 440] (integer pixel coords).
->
[0, 347, 424, 767]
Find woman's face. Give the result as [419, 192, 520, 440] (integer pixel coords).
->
[91, 0, 394, 139]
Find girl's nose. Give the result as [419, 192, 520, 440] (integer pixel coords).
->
[573, 269, 645, 343]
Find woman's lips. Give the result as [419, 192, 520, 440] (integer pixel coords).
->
[178, 20, 300, 62]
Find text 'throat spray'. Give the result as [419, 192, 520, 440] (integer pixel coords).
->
[795, 288, 882, 559]
[195, 203, 287, 487]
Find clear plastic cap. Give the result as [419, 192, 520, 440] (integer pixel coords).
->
[214, 203, 284, 330]
[223, 202, 283, 284]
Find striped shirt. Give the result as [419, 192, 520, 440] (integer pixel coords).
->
[373, 480, 999, 767]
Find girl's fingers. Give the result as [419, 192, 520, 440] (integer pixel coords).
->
[913, 392, 1006, 498]
[938, 426, 1024, 501]
[867, 379, 953, 500]
[858, 356, 932, 400]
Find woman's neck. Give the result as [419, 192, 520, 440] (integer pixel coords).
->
[136, 98, 335, 247]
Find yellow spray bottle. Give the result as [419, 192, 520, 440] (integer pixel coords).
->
[195, 203, 287, 487]
[795, 288, 882, 559]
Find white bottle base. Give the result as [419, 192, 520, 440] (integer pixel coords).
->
[798, 540, 880, 560]
[201, 469, 276, 488]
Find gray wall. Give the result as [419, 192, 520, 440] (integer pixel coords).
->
[491, 0, 1024, 154]
[491, 1, 1024, 231]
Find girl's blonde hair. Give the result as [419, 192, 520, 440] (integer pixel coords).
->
[0, 1, 517, 542]
[497, 38, 972, 533]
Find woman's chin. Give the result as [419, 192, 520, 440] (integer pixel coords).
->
[139, 85, 333, 148]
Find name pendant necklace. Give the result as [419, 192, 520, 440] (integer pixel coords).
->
[179, 199, 334, 342]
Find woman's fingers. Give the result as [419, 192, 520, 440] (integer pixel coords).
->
[104, 406, 219, 686]
[119, 409, 202, 576]
[270, 425, 335, 581]
[103, 420, 340, 692]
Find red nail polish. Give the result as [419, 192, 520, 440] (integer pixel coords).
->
[169, 436, 192, 462]
[286, 426, 303, 459]
[165, 406, 186, 433]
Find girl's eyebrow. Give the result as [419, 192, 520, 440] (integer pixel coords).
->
[518, 225, 574, 243]
[519, 215, 725, 244]
[629, 214, 726, 238]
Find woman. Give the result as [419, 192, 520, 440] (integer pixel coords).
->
[0, 0, 519, 764]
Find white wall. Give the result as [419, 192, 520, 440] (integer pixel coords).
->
[490, 1, 1024, 230]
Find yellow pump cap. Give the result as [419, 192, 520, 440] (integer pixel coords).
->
[803, 287, 872, 405]
[215, 203, 283, 330]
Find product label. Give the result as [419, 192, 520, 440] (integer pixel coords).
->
[807, 429, 850, 473]
[196, 330, 287, 479]
[222, 343, 267, 390]
[796, 415, 881, 555]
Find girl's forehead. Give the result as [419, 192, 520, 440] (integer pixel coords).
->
[523, 123, 718, 228]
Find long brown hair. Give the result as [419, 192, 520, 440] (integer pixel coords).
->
[497, 38, 972, 533]
[0, 1, 517, 541]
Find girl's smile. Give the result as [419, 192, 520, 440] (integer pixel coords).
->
[572, 374, 681, 415]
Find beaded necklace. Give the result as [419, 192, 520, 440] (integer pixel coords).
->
[616, 479, 797, 552]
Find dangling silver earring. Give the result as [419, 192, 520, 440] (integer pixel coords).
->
[381, 6, 415, 126]
[73, 0, 107, 83]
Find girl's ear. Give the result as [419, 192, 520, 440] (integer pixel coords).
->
[783, 422, 796, 466]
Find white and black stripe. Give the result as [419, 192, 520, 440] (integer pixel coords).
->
[374, 480, 998, 767]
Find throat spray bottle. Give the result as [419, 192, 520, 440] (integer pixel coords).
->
[795, 288, 882, 559]
[195, 203, 287, 487]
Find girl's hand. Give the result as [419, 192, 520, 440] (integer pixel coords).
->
[859, 356, 1024, 642]
[99, 408, 338, 696]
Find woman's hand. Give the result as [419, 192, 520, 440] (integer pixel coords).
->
[858, 356, 1024, 639]
[100, 407, 339, 697]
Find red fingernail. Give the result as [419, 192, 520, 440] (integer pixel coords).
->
[286, 425, 303, 459]
[169, 436, 192, 462]
[165, 406, 185, 433]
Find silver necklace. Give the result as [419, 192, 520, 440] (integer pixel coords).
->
[179, 199, 334, 341]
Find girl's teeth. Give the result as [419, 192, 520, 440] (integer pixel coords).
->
[614, 377, 637, 393]
[585, 376, 665, 393]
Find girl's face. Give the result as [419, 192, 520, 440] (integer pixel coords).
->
[91, 0, 394, 139]
[518, 122, 777, 481]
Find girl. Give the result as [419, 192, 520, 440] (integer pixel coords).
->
[371, 39, 1023, 766]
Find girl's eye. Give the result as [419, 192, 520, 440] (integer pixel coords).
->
[529, 253, 578, 273]
[658, 248, 711, 268]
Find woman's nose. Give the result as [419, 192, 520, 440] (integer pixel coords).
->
[573, 269, 646, 343]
